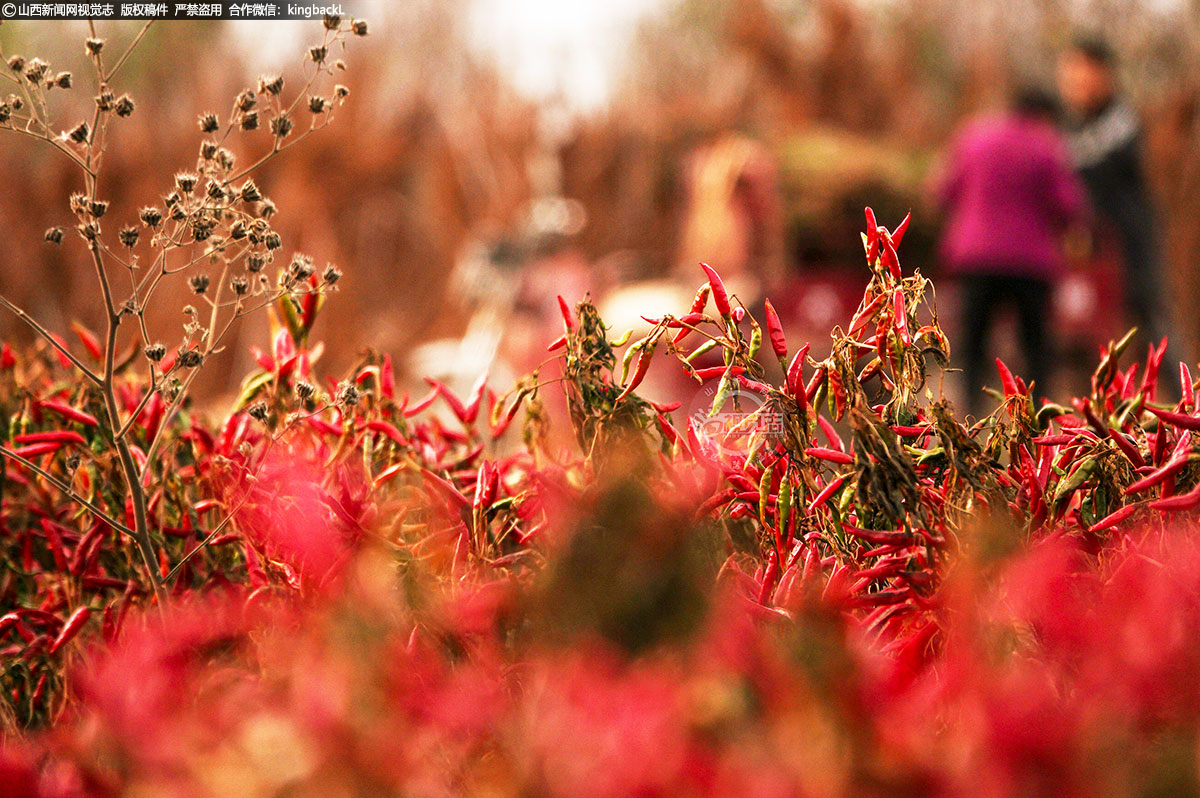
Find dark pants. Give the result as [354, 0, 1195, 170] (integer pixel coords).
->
[960, 274, 1050, 416]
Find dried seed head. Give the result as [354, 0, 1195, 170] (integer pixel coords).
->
[118, 226, 139, 247]
[334, 84, 350, 99]
[85, 38, 104, 56]
[230, 275, 249, 296]
[88, 199, 108, 218]
[189, 274, 210, 294]
[54, 72, 72, 89]
[77, 222, 100, 241]
[270, 114, 293, 139]
[336, 382, 360, 407]
[175, 172, 198, 194]
[44, 227, 64, 244]
[191, 215, 216, 241]
[258, 199, 277, 219]
[309, 46, 327, 64]
[200, 140, 218, 160]
[139, 206, 162, 227]
[24, 59, 49, 83]
[230, 220, 248, 240]
[308, 96, 328, 114]
[7, 56, 24, 72]
[114, 94, 134, 118]
[164, 191, 181, 208]
[179, 349, 203, 369]
[67, 122, 90, 144]
[205, 180, 225, 200]
[295, 380, 315, 400]
[259, 74, 283, 96]
[65, 454, 81, 472]
[240, 180, 261, 202]
[247, 401, 269, 422]
[163, 378, 182, 402]
[144, 342, 166, 362]
[69, 193, 89, 214]
[95, 90, 115, 111]
[246, 252, 267, 272]
[323, 13, 341, 29]
[264, 232, 282, 250]
[289, 254, 314, 280]
[7, 95, 22, 111]
[322, 264, 342, 285]
[215, 148, 235, 171]
[0, 103, 10, 124]
[352, 20, 369, 36]
[198, 113, 219, 133]
[236, 90, 257, 112]
[239, 111, 259, 131]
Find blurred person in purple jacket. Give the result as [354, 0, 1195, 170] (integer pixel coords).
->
[936, 87, 1087, 414]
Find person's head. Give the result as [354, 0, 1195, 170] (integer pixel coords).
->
[1058, 35, 1117, 116]
[1012, 86, 1061, 125]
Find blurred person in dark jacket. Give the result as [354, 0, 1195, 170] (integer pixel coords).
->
[1058, 36, 1178, 362]
[935, 88, 1087, 414]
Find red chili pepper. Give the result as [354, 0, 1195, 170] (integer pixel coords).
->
[762, 299, 787, 362]
[695, 488, 736, 519]
[881, 238, 900, 278]
[473, 461, 499, 511]
[1107, 427, 1146, 468]
[995, 358, 1020, 397]
[1147, 405, 1200, 431]
[404, 387, 439, 418]
[49, 607, 91, 654]
[70, 321, 103, 361]
[890, 211, 911, 249]
[892, 288, 910, 346]
[817, 415, 844, 452]
[864, 207, 878, 250]
[757, 549, 780, 605]
[1140, 338, 1167, 402]
[1150, 484, 1200, 511]
[1124, 455, 1191, 495]
[556, 295, 574, 331]
[36, 400, 99, 427]
[804, 364, 826, 403]
[424, 378, 469, 423]
[616, 344, 654, 402]
[807, 475, 848, 513]
[418, 467, 471, 509]
[11, 441, 64, 459]
[699, 262, 731, 317]
[0, 342, 13, 370]
[786, 343, 810, 399]
[366, 420, 408, 446]
[373, 462, 406, 487]
[673, 286, 711, 344]
[848, 293, 885, 337]
[693, 365, 744, 380]
[806, 446, 854, 465]
[735, 375, 772, 394]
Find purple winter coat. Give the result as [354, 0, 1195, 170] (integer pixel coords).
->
[936, 113, 1087, 280]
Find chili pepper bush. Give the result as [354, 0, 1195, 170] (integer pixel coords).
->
[5, 210, 1200, 796]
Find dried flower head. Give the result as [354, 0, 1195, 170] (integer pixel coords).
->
[0, 103, 10, 124]
[246, 252, 267, 273]
[334, 84, 350, 99]
[118, 226, 139, 247]
[240, 180, 261, 202]
[85, 38, 104, 56]
[247, 401, 269, 422]
[44, 227, 64, 244]
[259, 74, 284, 96]
[7, 56, 24, 72]
[7, 95, 22, 112]
[336, 382, 360, 407]
[69, 193, 89, 214]
[264, 232, 282, 251]
[308, 96, 328, 114]
[189, 274, 211, 295]
[114, 94, 135, 117]
[240, 111, 259, 131]
[295, 380, 315, 401]
[88, 199, 108, 218]
[323, 13, 341, 29]
[230, 276, 249, 296]
[205, 180, 225, 200]
[67, 122, 90, 144]
[236, 90, 257, 112]
[198, 113, 219, 133]
[54, 72, 72, 89]
[259, 199, 277, 219]
[270, 114, 293, 139]
[139, 207, 162, 227]
[143, 343, 166, 362]
[322, 264, 342, 285]
[23, 59, 49, 83]
[200, 140, 218, 160]
[230, 220, 248, 240]
[289, 254, 315, 280]
[191, 215, 216, 241]
[95, 90, 115, 111]
[352, 20, 369, 36]
[309, 46, 327, 64]
[77, 222, 99, 241]
[215, 147, 235, 171]
[179, 349, 202, 369]
[175, 172, 198, 194]
[65, 454, 81, 472]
